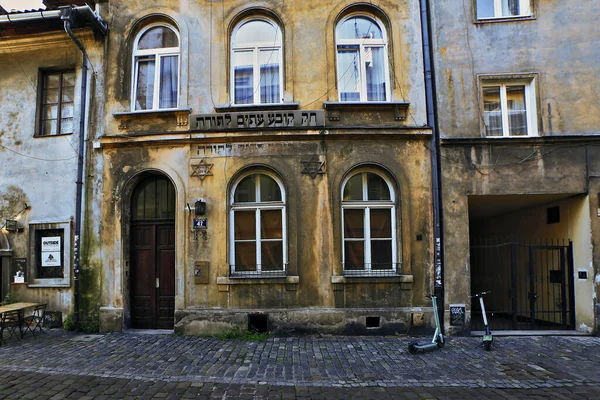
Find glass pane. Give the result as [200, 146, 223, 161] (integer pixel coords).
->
[135, 58, 155, 110]
[62, 87, 74, 103]
[234, 211, 256, 240]
[261, 241, 283, 271]
[61, 103, 74, 119]
[338, 17, 383, 40]
[337, 46, 360, 102]
[63, 72, 76, 87]
[370, 209, 391, 238]
[261, 210, 282, 239]
[143, 178, 157, 219]
[138, 26, 179, 49]
[234, 20, 280, 45]
[476, 0, 495, 18]
[43, 120, 57, 135]
[259, 49, 280, 104]
[235, 242, 256, 272]
[259, 175, 281, 202]
[367, 173, 390, 200]
[483, 86, 503, 136]
[133, 188, 145, 220]
[45, 74, 60, 89]
[502, 0, 521, 16]
[344, 241, 364, 270]
[44, 104, 58, 119]
[234, 51, 254, 104]
[159, 56, 178, 109]
[371, 240, 392, 270]
[234, 175, 257, 203]
[45, 89, 59, 104]
[60, 118, 73, 134]
[506, 85, 527, 136]
[365, 47, 386, 101]
[157, 178, 175, 218]
[343, 174, 363, 201]
[344, 208, 364, 238]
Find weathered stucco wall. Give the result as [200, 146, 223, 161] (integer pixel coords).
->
[94, 0, 435, 334]
[431, 0, 599, 333]
[0, 29, 105, 320]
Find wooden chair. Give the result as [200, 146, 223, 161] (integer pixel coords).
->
[0, 310, 21, 345]
[23, 304, 47, 337]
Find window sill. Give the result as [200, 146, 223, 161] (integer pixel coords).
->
[217, 275, 298, 285]
[323, 101, 409, 123]
[475, 15, 535, 24]
[28, 280, 70, 288]
[214, 102, 300, 113]
[331, 274, 413, 284]
[113, 108, 191, 130]
[33, 133, 73, 138]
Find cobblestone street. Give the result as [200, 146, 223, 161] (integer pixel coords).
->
[1, 331, 599, 399]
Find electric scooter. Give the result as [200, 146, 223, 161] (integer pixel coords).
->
[408, 294, 445, 354]
[472, 291, 493, 351]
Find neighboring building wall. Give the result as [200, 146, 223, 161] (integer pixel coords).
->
[430, 0, 600, 333]
[95, 0, 436, 334]
[0, 26, 105, 322]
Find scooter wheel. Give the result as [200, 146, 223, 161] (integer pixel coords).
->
[408, 342, 418, 354]
[436, 335, 445, 348]
[483, 341, 492, 351]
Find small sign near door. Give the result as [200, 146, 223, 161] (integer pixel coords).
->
[450, 304, 465, 326]
[41, 236, 61, 267]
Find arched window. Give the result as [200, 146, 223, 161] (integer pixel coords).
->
[341, 170, 397, 275]
[230, 171, 286, 276]
[231, 18, 283, 105]
[335, 14, 390, 102]
[132, 24, 180, 111]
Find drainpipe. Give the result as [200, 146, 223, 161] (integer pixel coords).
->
[419, 0, 445, 331]
[60, 6, 89, 332]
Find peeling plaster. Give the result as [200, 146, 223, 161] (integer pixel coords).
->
[595, 274, 600, 284]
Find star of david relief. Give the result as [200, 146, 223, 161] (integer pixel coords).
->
[191, 160, 214, 181]
[300, 160, 325, 179]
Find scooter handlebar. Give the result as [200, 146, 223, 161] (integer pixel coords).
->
[470, 291, 491, 298]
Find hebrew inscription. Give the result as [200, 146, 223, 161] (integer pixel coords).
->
[190, 110, 325, 131]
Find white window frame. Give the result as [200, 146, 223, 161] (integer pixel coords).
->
[229, 171, 287, 275]
[341, 170, 397, 274]
[230, 18, 284, 105]
[476, 0, 532, 20]
[335, 13, 391, 103]
[131, 23, 181, 111]
[481, 77, 538, 137]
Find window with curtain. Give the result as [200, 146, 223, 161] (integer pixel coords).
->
[132, 24, 180, 111]
[336, 15, 390, 102]
[476, 0, 532, 19]
[231, 19, 283, 105]
[230, 172, 286, 276]
[482, 79, 537, 137]
[341, 170, 397, 275]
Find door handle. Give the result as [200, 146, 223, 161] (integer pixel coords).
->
[156, 278, 160, 288]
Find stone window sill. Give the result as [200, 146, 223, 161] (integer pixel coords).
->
[113, 108, 191, 129]
[214, 102, 300, 113]
[323, 101, 409, 122]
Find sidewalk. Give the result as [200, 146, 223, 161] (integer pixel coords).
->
[1, 330, 599, 399]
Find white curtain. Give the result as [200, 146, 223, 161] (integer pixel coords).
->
[159, 55, 178, 109]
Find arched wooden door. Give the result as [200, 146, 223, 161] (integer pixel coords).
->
[130, 175, 176, 329]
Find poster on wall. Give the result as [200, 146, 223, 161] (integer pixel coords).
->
[41, 236, 61, 267]
[12, 258, 27, 283]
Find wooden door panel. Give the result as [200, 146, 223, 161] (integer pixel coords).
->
[157, 225, 175, 329]
[131, 225, 156, 328]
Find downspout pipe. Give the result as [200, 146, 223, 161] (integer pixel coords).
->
[60, 6, 89, 332]
[419, 0, 445, 331]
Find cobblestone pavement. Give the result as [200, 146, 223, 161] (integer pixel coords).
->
[1, 330, 599, 399]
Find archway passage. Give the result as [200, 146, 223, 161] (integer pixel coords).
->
[130, 174, 176, 329]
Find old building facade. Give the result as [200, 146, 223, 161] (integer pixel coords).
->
[0, 0, 107, 324]
[430, 0, 600, 334]
[95, 0, 435, 334]
[3, 0, 598, 337]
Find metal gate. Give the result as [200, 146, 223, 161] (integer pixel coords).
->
[470, 239, 575, 331]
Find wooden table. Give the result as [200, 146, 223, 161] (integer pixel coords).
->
[0, 302, 40, 339]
